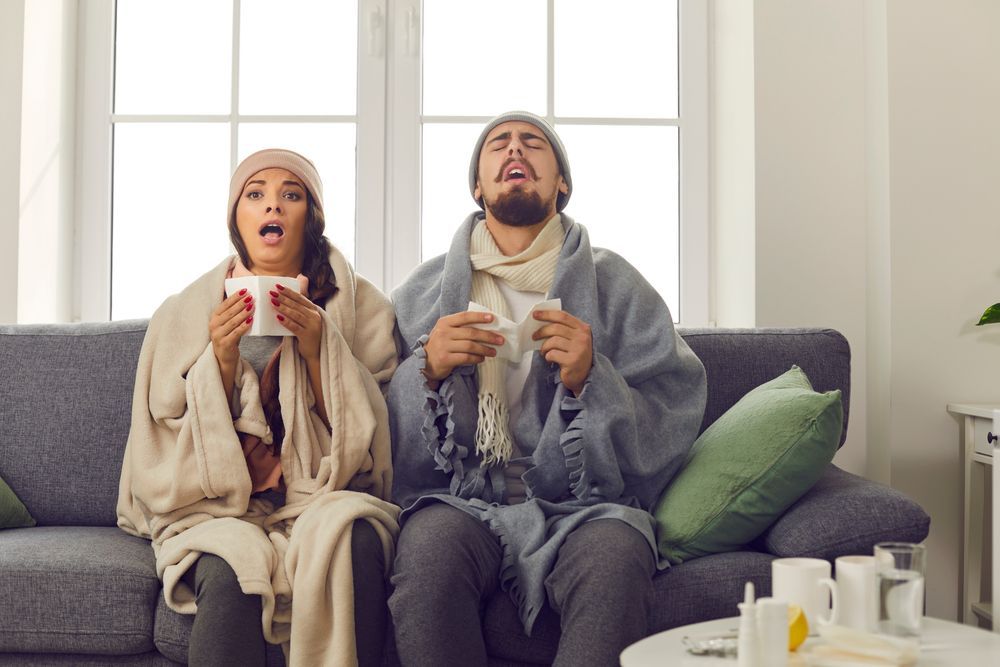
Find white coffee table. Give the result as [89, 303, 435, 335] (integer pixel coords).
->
[620, 616, 1000, 666]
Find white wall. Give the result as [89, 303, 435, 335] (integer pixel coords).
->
[885, 0, 1000, 621]
[18, 0, 77, 323]
[741, 0, 1000, 621]
[0, 1, 25, 324]
[712, 0, 756, 328]
[751, 0, 869, 478]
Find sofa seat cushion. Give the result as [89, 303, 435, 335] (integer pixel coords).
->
[0, 527, 159, 655]
[477, 550, 776, 664]
[0, 652, 174, 665]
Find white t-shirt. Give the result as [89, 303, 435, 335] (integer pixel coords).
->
[496, 280, 546, 504]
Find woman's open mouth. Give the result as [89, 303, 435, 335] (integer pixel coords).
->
[259, 221, 285, 245]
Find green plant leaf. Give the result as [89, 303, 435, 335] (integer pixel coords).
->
[978, 304, 1000, 326]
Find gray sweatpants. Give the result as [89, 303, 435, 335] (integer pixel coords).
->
[181, 519, 387, 667]
[388, 503, 656, 667]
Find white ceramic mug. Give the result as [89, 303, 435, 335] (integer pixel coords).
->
[771, 558, 839, 633]
[835, 555, 878, 632]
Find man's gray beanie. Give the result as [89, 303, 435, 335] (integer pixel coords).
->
[468, 110, 572, 212]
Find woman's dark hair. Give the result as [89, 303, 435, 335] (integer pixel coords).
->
[228, 191, 338, 453]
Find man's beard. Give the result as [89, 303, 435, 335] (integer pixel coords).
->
[484, 188, 551, 228]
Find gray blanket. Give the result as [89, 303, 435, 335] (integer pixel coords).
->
[388, 213, 707, 634]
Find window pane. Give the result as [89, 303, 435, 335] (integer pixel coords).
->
[112, 124, 231, 320]
[423, 0, 546, 116]
[238, 123, 357, 263]
[240, 0, 357, 115]
[554, 0, 678, 118]
[554, 125, 679, 317]
[115, 0, 232, 114]
[421, 123, 486, 260]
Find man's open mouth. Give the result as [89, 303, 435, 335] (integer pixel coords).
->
[502, 162, 532, 182]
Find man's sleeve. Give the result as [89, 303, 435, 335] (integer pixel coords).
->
[387, 337, 503, 507]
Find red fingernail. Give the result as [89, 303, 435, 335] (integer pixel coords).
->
[245, 303, 253, 311]
[277, 314, 285, 321]
[243, 295, 252, 303]
[271, 298, 279, 307]
[269, 290, 278, 298]
[484, 314, 493, 321]
[246, 316, 253, 324]
[239, 288, 247, 296]
[276, 284, 285, 291]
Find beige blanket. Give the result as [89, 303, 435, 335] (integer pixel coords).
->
[117, 248, 400, 666]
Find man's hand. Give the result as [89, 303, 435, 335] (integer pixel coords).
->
[532, 309, 593, 396]
[272, 284, 324, 362]
[422, 311, 505, 387]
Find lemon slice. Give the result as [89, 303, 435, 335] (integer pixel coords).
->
[788, 604, 808, 651]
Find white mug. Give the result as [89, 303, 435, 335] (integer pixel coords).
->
[835, 555, 878, 632]
[771, 558, 839, 633]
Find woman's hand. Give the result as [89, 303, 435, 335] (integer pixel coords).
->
[273, 284, 329, 427]
[272, 284, 323, 362]
[210, 288, 254, 398]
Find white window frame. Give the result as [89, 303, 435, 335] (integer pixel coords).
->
[387, 0, 708, 325]
[76, 0, 709, 325]
[75, 0, 387, 321]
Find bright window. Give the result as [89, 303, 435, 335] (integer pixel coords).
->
[78, 0, 707, 324]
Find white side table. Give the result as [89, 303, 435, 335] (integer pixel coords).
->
[946, 403, 999, 632]
[620, 616, 1000, 666]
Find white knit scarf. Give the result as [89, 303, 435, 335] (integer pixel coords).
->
[469, 215, 564, 465]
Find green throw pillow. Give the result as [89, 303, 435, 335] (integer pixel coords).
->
[654, 365, 842, 564]
[0, 473, 35, 529]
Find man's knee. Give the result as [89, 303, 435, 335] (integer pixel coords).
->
[394, 503, 490, 570]
[547, 520, 655, 605]
[390, 503, 500, 603]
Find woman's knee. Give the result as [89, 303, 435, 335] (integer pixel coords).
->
[192, 554, 255, 609]
[193, 553, 238, 590]
[352, 519, 385, 571]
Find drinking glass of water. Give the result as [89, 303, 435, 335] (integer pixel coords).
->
[874, 542, 926, 637]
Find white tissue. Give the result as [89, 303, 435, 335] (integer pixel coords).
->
[467, 298, 562, 361]
[224, 276, 301, 336]
[799, 625, 919, 666]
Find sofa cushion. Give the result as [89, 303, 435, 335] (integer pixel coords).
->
[653, 366, 842, 564]
[0, 652, 173, 665]
[755, 464, 931, 559]
[0, 526, 159, 655]
[0, 321, 147, 527]
[679, 328, 850, 446]
[477, 550, 776, 664]
[0, 474, 35, 529]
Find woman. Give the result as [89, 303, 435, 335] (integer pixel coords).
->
[117, 149, 399, 667]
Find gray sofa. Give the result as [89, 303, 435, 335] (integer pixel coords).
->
[0, 321, 930, 666]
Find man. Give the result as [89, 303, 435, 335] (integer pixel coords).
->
[387, 111, 707, 667]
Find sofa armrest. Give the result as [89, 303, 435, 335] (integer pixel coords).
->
[753, 464, 930, 560]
